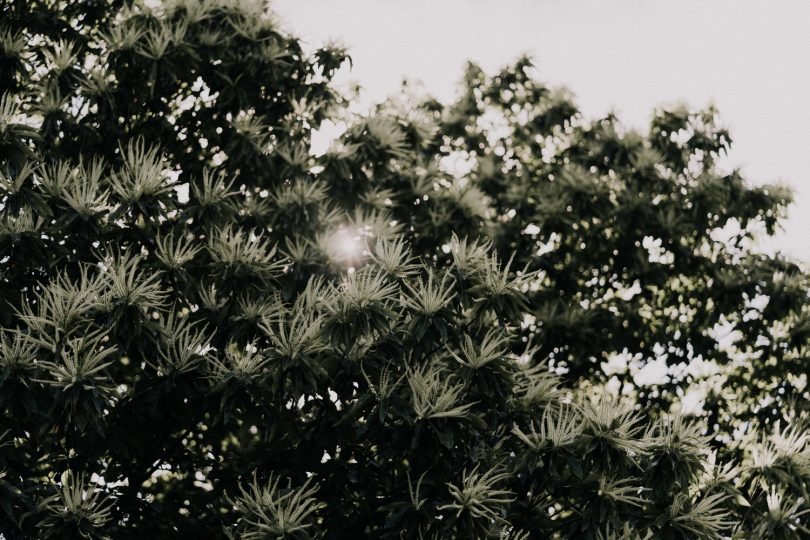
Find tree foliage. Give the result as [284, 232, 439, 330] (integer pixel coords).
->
[0, 1, 808, 538]
[365, 60, 808, 440]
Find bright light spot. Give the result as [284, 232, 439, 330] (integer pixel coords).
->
[175, 183, 189, 203]
[536, 232, 561, 256]
[311, 119, 343, 156]
[616, 280, 641, 301]
[326, 227, 365, 264]
[602, 349, 633, 376]
[642, 235, 675, 264]
[523, 223, 541, 236]
[633, 356, 669, 386]
[440, 150, 476, 178]
[605, 375, 621, 396]
[681, 387, 707, 415]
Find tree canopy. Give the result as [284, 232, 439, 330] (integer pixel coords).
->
[367, 59, 808, 442]
[0, 1, 809, 538]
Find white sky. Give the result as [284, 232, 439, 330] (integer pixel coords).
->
[275, 0, 810, 262]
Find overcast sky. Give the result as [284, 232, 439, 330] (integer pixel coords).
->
[275, 0, 809, 262]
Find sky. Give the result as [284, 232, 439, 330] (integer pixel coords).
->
[274, 0, 810, 263]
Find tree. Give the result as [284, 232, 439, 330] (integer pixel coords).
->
[358, 59, 809, 443]
[1, 1, 809, 538]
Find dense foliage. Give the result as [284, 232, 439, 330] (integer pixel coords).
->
[1, 1, 809, 538]
[363, 61, 809, 442]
